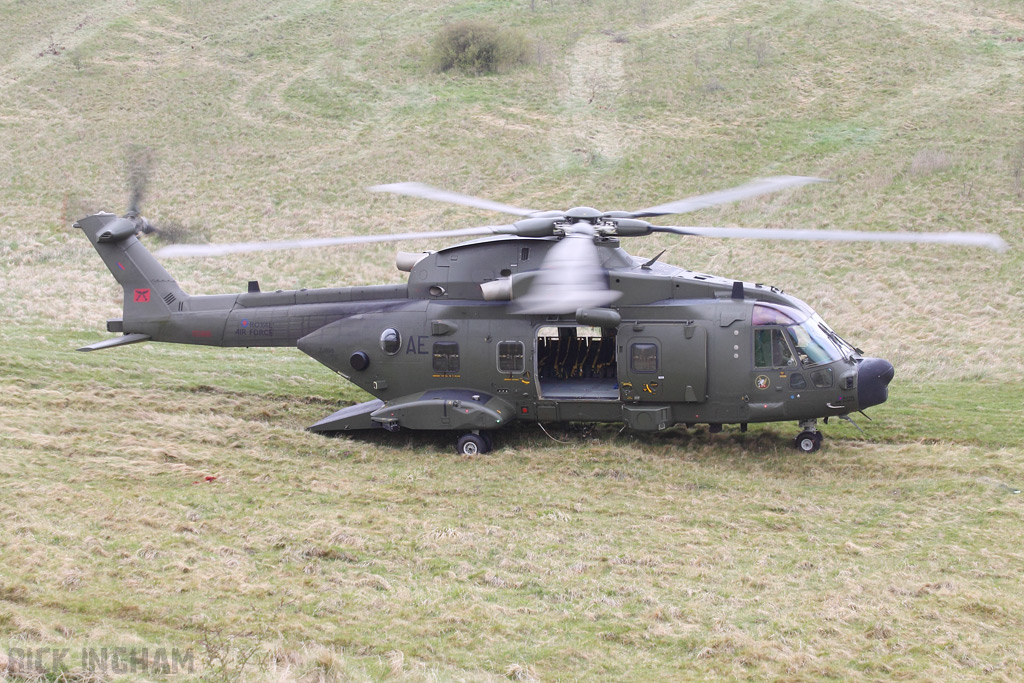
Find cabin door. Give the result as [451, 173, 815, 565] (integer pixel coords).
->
[617, 324, 708, 403]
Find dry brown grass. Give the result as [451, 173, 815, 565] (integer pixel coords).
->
[2, 0, 1023, 680]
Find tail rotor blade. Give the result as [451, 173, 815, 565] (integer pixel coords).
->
[124, 144, 155, 216]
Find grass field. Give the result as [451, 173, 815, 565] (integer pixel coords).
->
[2, 0, 1023, 680]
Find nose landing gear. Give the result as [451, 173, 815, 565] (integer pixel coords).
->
[794, 420, 823, 453]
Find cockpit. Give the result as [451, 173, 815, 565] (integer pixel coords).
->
[752, 302, 857, 368]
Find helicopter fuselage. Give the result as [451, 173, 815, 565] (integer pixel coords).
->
[78, 211, 893, 448]
[294, 237, 890, 434]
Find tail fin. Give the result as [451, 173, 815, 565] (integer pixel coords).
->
[76, 212, 188, 332]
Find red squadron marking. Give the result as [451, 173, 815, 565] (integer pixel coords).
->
[133, 288, 151, 302]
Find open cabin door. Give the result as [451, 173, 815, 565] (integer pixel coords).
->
[535, 325, 618, 400]
[617, 323, 708, 403]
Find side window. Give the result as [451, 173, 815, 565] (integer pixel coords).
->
[497, 341, 525, 374]
[380, 328, 401, 355]
[754, 329, 772, 368]
[432, 342, 460, 373]
[754, 328, 797, 368]
[631, 343, 658, 373]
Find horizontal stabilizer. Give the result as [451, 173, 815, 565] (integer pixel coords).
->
[77, 333, 151, 352]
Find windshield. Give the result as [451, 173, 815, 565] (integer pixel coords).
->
[814, 315, 859, 357]
[754, 303, 850, 366]
[784, 319, 843, 366]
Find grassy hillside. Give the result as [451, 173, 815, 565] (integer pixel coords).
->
[2, 0, 1023, 680]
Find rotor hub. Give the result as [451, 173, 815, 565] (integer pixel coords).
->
[564, 206, 603, 222]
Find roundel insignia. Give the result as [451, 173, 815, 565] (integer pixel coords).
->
[755, 375, 770, 390]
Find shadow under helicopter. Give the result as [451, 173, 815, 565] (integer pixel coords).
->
[321, 420, 824, 458]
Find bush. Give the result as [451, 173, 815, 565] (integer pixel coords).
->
[430, 20, 529, 75]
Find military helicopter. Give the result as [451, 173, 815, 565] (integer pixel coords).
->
[76, 175, 1007, 454]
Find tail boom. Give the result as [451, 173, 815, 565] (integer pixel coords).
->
[77, 212, 409, 351]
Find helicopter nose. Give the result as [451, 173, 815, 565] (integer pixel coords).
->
[857, 358, 895, 409]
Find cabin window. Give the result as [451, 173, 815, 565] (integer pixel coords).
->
[497, 341, 525, 374]
[754, 328, 797, 368]
[432, 342, 460, 373]
[630, 343, 658, 373]
[380, 328, 401, 355]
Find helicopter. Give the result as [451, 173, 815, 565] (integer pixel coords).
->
[76, 175, 1008, 455]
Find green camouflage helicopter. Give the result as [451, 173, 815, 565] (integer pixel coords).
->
[77, 176, 1007, 454]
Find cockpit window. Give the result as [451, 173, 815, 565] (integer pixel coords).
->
[784, 322, 840, 366]
[752, 303, 803, 326]
[754, 329, 797, 368]
[753, 303, 849, 367]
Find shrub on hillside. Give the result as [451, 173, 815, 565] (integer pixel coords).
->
[430, 20, 529, 75]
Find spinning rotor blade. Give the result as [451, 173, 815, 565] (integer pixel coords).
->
[125, 144, 155, 216]
[631, 176, 827, 218]
[154, 224, 524, 258]
[370, 182, 541, 217]
[513, 225, 621, 314]
[649, 225, 1009, 251]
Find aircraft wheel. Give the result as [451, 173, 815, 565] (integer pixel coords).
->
[456, 433, 490, 456]
[794, 431, 821, 453]
[479, 431, 493, 452]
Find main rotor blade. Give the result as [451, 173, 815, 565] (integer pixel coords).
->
[369, 182, 541, 217]
[154, 224, 518, 258]
[650, 225, 1009, 251]
[513, 226, 620, 314]
[632, 176, 827, 218]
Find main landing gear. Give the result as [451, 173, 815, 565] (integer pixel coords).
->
[794, 419, 823, 453]
[456, 431, 493, 456]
